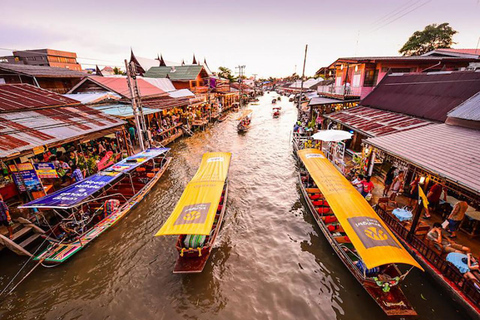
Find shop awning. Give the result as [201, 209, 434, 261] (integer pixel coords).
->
[92, 104, 162, 119]
[365, 124, 480, 194]
[298, 148, 423, 270]
[325, 106, 432, 137]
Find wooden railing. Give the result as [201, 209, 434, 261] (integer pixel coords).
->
[375, 206, 480, 309]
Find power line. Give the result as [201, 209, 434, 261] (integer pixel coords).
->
[368, 0, 432, 34]
[366, 0, 420, 29]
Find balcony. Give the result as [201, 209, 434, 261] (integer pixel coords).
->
[317, 85, 362, 100]
[191, 86, 209, 94]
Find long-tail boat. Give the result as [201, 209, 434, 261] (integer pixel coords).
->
[297, 148, 423, 316]
[21, 148, 172, 265]
[156, 152, 232, 273]
[237, 109, 253, 133]
[273, 107, 281, 118]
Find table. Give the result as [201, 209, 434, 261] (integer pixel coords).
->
[460, 206, 480, 238]
[392, 208, 413, 222]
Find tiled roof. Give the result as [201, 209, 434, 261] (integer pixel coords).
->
[360, 71, 480, 122]
[325, 106, 432, 137]
[365, 124, 480, 194]
[145, 65, 207, 81]
[0, 84, 79, 111]
[0, 63, 86, 78]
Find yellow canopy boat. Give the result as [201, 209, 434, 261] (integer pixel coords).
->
[297, 148, 422, 316]
[156, 152, 232, 273]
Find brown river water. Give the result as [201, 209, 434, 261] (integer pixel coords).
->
[0, 93, 471, 320]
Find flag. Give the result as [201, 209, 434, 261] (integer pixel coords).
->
[419, 187, 429, 209]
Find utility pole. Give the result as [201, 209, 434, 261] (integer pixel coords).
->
[298, 44, 308, 113]
[236, 65, 245, 107]
[125, 59, 147, 151]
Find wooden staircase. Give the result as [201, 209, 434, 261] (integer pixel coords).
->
[0, 217, 46, 256]
[182, 125, 194, 137]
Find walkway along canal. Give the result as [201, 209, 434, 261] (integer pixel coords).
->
[0, 93, 472, 319]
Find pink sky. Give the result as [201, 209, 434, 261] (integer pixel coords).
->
[1, 0, 479, 77]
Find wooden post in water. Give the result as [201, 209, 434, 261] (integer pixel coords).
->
[298, 44, 308, 119]
[407, 198, 423, 242]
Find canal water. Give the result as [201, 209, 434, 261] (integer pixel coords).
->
[0, 93, 471, 320]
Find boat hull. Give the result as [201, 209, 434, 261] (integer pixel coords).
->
[297, 173, 417, 316]
[173, 183, 229, 274]
[35, 157, 172, 265]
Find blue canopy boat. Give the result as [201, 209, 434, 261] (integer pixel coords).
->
[20, 148, 171, 265]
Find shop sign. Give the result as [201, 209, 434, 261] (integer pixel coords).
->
[34, 162, 59, 179]
[9, 163, 43, 192]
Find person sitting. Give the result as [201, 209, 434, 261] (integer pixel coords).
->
[447, 252, 480, 283]
[426, 223, 470, 254]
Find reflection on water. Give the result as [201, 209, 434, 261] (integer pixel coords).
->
[0, 93, 471, 320]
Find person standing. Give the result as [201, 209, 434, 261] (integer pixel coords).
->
[383, 167, 396, 196]
[128, 125, 136, 146]
[390, 171, 405, 201]
[424, 182, 445, 219]
[362, 176, 375, 199]
[406, 175, 420, 208]
[446, 199, 469, 238]
[0, 195, 14, 239]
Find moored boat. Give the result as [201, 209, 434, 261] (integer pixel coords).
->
[296, 148, 423, 316]
[237, 109, 253, 133]
[273, 107, 281, 118]
[22, 148, 172, 265]
[156, 152, 232, 273]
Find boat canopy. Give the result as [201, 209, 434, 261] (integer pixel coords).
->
[20, 148, 169, 209]
[236, 109, 253, 120]
[156, 152, 232, 236]
[298, 148, 423, 270]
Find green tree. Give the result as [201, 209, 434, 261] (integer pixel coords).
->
[218, 66, 237, 83]
[399, 23, 457, 56]
[113, 67, 123, 75]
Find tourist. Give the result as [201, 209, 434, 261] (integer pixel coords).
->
[71, 165, 84, 183]
[128, 125, 136, 145]
[424, 182, 445, 219]
[426, 223, 470, 254]
[383, 167, 396, 196]
[446, 198, 469, 238]
[0, 195, 14, 239]
[464, 253, 480, 281]
[406, 175, 420, 208]
[390, 171, 405, 201]
[352, 174, 364, 194]
[362, 176, 374, 200]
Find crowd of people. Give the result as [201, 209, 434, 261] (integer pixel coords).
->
[36, 136, 123, 187]
[375, 166, 477, 286]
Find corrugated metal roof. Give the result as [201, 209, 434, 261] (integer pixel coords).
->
[360, 71, 480, 122]
[68, 76, 165, 99]
[142, 77, 176, 92]
[289, 78, 323, 89]
[309, 97, 346, 106]
[325, 106, 432, 137]
[0, 85, 125, 159]
[447, 91, 480, 121]
[63, 92, 121, 104]
[365, 124, 480, 194]
[92, 104, 162, 118]
[142, 95, 190, 110]
[0, 63, 87, 78]
[168, 89, 195, 98]
[144, 65, 207, 81]
[0, 84, 79, 111]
